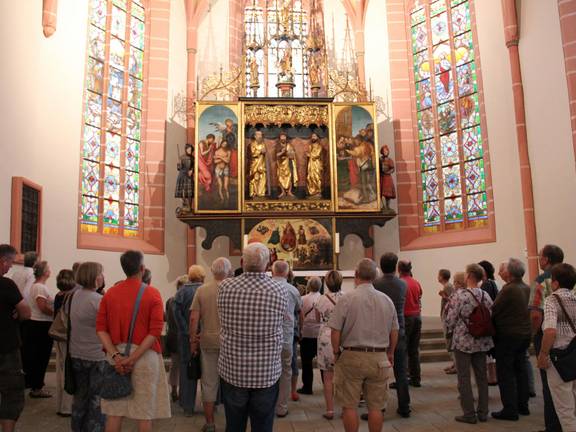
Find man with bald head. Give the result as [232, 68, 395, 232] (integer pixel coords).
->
[329, 258, 399, 432]
[272, 260, 302, 417]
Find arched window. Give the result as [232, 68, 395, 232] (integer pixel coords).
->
[80, 0, 145, 237]
[410, 0, 488, 233]
[244, 0, 310, 97]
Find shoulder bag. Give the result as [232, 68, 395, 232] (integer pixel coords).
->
[64, 292, 76, 394]
[49, 292, 73, 342]
[549, 294, 576, 382]
[100, 283, 147, 400]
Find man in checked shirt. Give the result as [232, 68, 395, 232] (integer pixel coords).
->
[217, 243, 288, 432]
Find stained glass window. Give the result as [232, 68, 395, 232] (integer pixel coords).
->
[244, 0, 310, 97]
[410, 0, 488, 232]
[80, 0, 145, 237]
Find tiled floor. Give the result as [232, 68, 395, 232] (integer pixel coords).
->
[17, 361, 543, 431]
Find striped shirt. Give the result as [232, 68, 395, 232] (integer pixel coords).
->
[543, 288, 576, 349]
[217, 272, 287, 388]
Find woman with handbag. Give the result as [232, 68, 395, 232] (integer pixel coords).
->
[96, 250, 170, 431]
[537, 263, 576, 432]
[69, 262, 107, 431]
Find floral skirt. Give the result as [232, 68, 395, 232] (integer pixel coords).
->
[316, 326, 335, 371]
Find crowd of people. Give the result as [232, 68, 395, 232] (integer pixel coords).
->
[0, 242, 575, 432]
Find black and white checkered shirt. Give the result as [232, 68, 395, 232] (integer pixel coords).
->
[218, 272, 288, 388]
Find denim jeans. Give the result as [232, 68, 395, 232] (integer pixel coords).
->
[178, 334, 198, 414]
[534, 330, 563, 432]
[221, 379, 279, 432]
[393, 335, 411, 414]
[71, 358, 106, 432]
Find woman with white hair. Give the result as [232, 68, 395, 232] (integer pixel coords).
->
[298, 276, 322, 395]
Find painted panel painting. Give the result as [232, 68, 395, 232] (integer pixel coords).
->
[246, 218, 333, 270]
[195, 104, 240, 213]
[334, 105, 380, 211]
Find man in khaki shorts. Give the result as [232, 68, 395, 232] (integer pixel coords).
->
[329, 258, 399, 432]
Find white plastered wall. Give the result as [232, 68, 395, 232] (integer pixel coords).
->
[0, 0, 188, 302]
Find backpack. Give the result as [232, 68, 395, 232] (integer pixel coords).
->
[462, 290, 494, 338]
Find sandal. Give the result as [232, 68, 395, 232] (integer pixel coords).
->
[323, 411, 334, 420]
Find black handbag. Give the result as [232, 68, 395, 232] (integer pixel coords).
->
[64, 292, 76, 394]
[187, 353, 202, 380]
[100, 283, 147, 400]
[549, 294, 576, 383]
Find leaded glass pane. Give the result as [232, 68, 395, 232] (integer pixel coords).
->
[108, 67, 124, 100]
[131, 3, 145, 21]
[126, 139, 140, 171]
[464, 159, 485, 194]
[82, 160, 100, 196]
[451, 0, 466, 6]
[418, 109, 435, 140]
[81, 195, 99, 225]
[129, 47, 143, 79]
[456, 62, 477, 96]
[443, 164, 461, 197]
[435, 70, 453, 103]
[85, 92, 102, 127]
[463, 126, 483, 160]
[440, 133, 459, 166]
[454, 31, 474, 65]
[412, 23, 428, 53]
[83, 125, 101, 161]
[433, 43, 451, 74]
[128, 76, 142, 109]
[110, 37, 126, 69]
[106, 98, 122, 133]
[112, 0, 126, 9]
[416, 79, 433, 111]
[130, 18, 145, 50]
[126, 108, 141, 140]
[422, 169, 440, 202]
[103, 166, 120, 201]
[124, 203, 139, 234]
[125, 171, 139, 203]
[438, 101, 456, 134]
[420, 139, 437, 171]
[111, 6, 126, 39]
[467, 192, 488, 220]
[103, 200, 120, 231]
[86, 58, 104, 94]
[460, 93, 480, 128]
[451, 1, 470, 35]
[430, 0, 447, 16]
[411, 7, 426, 26]
[414, 51, 431, 81]
[424, 201, 441, 226]
[431, 12, 449, 45]
[445, 196, 463, 223]
[105, 132, 121, 166]
[88, 25, 106, 60]
[90, 0, 107, 29]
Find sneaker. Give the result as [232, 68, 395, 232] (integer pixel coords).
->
[201, 424, 216, 432]
[455, 415, 477, 424]
[276, 411, 288, 418]
[29, 389, 52, 399]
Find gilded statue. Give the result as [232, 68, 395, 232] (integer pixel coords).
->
[280, 0, 291, 34]
[248, 130, 267, 198]
[306, 132, 323, 196]
[278, 47, 294, 81]
[275, 132, 298, 198]
[309, 55, 320, 88]
[249, 56, 259, 88]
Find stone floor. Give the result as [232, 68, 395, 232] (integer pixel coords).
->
[17, 361, 543, 431]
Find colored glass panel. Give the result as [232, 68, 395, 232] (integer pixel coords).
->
[83, 125, 101, 161]
[126, 139, 140, 171]
[420, 139, 437, 171]
[456, 62, 477, 96]
[110, 37, 126, 69]
[414, 51, 431, 81]
[124, 203, 139, 234]
[81, 195, 99, 225]
[132, 3, 145, 21]
[460, 93, 480, 128]
[443, 164, 461, 197]
[438, 101, 456, 134]
[90, 0, 107, 29]
[430, 0, 447, 16]
[431, 12, 449, 45]
[106, 98, 123, 133]
[129, 47, 143, 78]
[411, 7, 426, 26]
[445, 196, 463, 223]
[86, 58, 104, 94]
[126, 108, 141, 140]
[424, 201, 441, 226]
[454, 31, 474, 65]
[103, 199, 120, 230]
[451, 1, 470, 35]
[467, 192, 488, 220]
[111, 6, 126, 39]
[103, 166, 120, 201]
[108, 67, 124, 100]
[113, 0, 126, 9]
[451, 0, 466, 6]
[85, 92, 102, 127]
[422, 169, 440, 202]
[82, 160, 100, 196]
[416, 79, 433, 111]
[130, 18, 145, 50]
[88, 25, 106, 60]
[125, 171, 139, 203]
[105, 132, 121, 166]
[433, 43, 451, 74]
[128, 76, 142, 109]
[412, 23, 428, 53]
[463, 126, 483, 160]
[464, 159, 485, 194]
[418, 109, 435, 140]
[435, 70, 453, 103]
[440, 133, 459, 166]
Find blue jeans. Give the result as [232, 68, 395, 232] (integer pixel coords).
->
[393, 335, 411, 414]
[221, 379, 279, 432]
[178, 334, 198, 414]
[71, 358, 106, 432]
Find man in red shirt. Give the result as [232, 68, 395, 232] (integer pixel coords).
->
[399, 260, 423, 387]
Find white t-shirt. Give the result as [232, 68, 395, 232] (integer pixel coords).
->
[6, 266, 35, 301]
[301, 291, 322, 338]
[29, 282, 59, 322]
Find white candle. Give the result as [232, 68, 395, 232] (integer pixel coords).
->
[243, 234, 248, 248]
[334, 232, 340, 254]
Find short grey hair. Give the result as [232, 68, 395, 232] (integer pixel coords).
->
[507, 258, 526, 279]
[307, 276, 322, 292]
[243, 243, 270, 272]
[272, 260, 289, 277]
[212, 257, 232, 280]
[356, 258, 378, 282]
